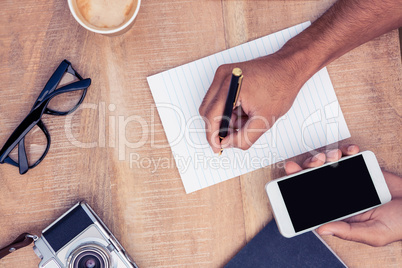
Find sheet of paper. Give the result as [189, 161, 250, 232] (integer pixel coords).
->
[147, 21, 351, 193]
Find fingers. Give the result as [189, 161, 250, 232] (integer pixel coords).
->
[302, 144, 359, 168]
[383, 171, 402, 198]
[229, 106, 248, 130]
[340, 144, 359, 156]
[207, 116, 223, 154]
[284, 144, 359, 175]
[325, 144, 359, 163]
[302, 153, 326, 168]
[285, 162, 302, 175]
[325, 149, 342, 162]
[317, 220, 391, 247]
[200, 112, 221, 153]
[199, 69, 232, 153]
[220, 116, 268, 150]
[199, 65, 230, 116]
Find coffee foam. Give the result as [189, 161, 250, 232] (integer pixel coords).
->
[76, 0, 136, 28]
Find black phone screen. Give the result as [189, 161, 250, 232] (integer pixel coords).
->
[277, 155, 381, 232]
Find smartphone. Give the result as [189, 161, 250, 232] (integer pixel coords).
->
[266, 151, 391, 238]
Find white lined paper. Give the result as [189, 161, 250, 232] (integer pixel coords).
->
[147, 22, 350, 193]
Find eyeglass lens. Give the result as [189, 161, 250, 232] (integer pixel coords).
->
[47, 71, 85, 113]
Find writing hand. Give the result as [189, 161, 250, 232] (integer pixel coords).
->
[285, 145, 402, 247]
[199, 52, 309, 153]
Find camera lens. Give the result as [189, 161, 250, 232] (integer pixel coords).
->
[86, 259, 96, 268]
[77, 254, 102, 268]
[68, 244, 110, 268]
[85, 258, 96, 268]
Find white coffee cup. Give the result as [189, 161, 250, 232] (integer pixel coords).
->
[67, 0, 141, 35]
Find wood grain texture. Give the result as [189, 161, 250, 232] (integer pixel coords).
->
[0, 0, 401, 267]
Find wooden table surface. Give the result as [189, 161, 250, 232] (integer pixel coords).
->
[1, 0, 401, 267]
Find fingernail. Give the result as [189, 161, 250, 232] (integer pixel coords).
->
[311, 155, 320, 162]
[327, 149, 338, 159]
[213, 148, 221, 154]
[347, 145, 356, 152]
[319, 230, 333, 236]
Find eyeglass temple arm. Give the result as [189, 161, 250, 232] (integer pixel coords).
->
[18, 139, 28, 174]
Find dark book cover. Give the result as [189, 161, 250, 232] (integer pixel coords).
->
[225, 220, 347, 268]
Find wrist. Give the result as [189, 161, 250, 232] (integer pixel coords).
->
[280, 35, 326, 78]
[271, 38, 323, 93]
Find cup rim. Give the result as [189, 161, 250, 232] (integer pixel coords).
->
[67, 0, 141, 34]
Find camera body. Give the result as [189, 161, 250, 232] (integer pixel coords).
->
[33, 201, 138, 268]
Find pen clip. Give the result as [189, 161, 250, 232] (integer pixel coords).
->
[233, 74, 243, 108]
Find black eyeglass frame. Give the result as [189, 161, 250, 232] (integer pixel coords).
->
[0, 60, 91, 174]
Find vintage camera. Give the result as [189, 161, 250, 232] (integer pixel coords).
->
[32, 201, 138, 268]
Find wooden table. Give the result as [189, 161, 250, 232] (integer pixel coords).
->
[1, 0, 401, 267]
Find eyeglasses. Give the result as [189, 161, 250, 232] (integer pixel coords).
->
[0, 60, 91, 174]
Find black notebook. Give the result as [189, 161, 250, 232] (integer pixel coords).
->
[225, 221, 346, 268]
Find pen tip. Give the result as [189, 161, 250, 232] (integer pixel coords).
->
[219, 149, 223, 156]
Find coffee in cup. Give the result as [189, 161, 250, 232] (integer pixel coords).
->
[67, 0, 141, 35]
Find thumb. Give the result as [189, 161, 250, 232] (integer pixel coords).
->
[317, 221, 389, 247]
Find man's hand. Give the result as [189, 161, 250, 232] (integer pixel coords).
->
[285, 145, 402, 247]
[199, 0, 402, 153]
[199, 52, 309, 153]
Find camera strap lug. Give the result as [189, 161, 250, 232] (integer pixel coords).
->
[0, 233, 36, 260]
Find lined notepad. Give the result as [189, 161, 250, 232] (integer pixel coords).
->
[147, 22, 350, 193]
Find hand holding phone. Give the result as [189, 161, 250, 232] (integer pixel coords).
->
[270, 145, 402, 247]
[267, 148, 392, 239]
